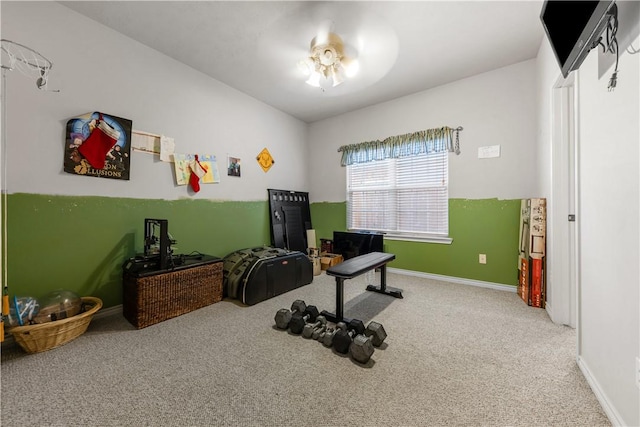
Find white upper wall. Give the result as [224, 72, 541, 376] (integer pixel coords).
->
[307, 60, 538, 202]
[576, 37, 640, 427]
[536, 1, 640, 424]
[1, 1, 308, 201]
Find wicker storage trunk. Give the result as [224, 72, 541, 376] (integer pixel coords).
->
[123, 260, 223, 329]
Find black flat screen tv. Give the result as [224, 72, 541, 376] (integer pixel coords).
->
[540, 0, 616, 78]
[333, 231, 384, 260]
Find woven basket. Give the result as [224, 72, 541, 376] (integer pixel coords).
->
[123, 261, 222, 329]
[9, 296, 102, 354]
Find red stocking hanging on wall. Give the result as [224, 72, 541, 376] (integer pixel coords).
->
[78, 113, 121, 169]
[189, 155, 208, 193]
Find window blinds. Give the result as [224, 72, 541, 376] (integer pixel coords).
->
[347, 150, 448, 237]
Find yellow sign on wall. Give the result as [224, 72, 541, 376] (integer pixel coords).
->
[256, 147, 275, 172]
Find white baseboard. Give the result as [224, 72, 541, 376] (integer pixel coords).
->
[576, 355, 625, 426]
[387, 267, 517, 293]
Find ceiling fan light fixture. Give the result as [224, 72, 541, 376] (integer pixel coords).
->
[305, 72, 321, 87]
[302, 31, 356, 88]
[319, 47, 337, 66]
[297, 57, 315, 76]
[330, 63, 345, 86]
[342, 57, 359, 78]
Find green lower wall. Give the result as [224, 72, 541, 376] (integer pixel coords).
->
[311, 198, 520, 285]
[5, 194, 271, 308]
[5, 194, 519, 308]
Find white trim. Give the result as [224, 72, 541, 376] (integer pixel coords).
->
[544, 300, 553, 321]
[573, 69, 583, 359]
[387, 267, 517, 293]
[385, 235, 453, 245]
[576, 355, 624, 426]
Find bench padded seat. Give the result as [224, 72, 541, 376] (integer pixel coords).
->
[326, 252, 396, 279]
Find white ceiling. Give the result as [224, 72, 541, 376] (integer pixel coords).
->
[59, 1, 545, 123]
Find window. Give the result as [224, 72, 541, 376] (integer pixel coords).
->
[346, 150, 449, 242]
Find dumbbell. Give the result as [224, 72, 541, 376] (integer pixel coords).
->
[288, 305, 320, 334]
[321, 322, 345, 347]
[302, 315, 327, 339]
[312, 322, 329, 340]
[349, 321, 387, 364]
[317, 325, 332, 345]
[332, 319, 366, 354]
[274, 300, 307, 330]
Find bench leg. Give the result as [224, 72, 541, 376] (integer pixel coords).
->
[320, 277, 352, 324]
[365, 264, 404, 298]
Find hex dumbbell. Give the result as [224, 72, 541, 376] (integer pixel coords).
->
[322, 322, 345, 347]
[317, 326, 331, 342]
[302, 315, 327, 339]
[289, 305, 320, 334]
[349, 321, 387, 364]
[332, 319, 366, 354]
[274, 300, 307, 330]
[312, 323, 328, 340]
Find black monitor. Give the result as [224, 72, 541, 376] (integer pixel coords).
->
[540, 0, 616, 78]
[333, 231, 384, 260]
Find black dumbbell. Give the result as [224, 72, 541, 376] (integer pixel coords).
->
[321, 322, 345, 347]
[349, 321, 387, 364]
[332, 319, 366, 354]
[289, 305, 320, 334]
[302, 315, 327, 339]
[274, 300, 307, 330]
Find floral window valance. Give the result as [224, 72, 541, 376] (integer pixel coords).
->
[337, 126, 462, 166]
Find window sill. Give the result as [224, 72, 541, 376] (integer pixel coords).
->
[384, 235, 453, 245]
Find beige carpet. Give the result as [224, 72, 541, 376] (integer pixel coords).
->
[1, 271, 610, 426]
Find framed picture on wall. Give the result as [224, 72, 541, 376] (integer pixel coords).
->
[228, 155, 241, 177]
[64, 111, 133, 180]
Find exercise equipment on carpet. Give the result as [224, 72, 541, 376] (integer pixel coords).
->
[274, 300, 389, 365]
[349, 321, 387, 364]
[302, 315, 327, 339]
[274, 300, 307, 330]
[288, 305, 320, 335]
[332, 319, 366, 354]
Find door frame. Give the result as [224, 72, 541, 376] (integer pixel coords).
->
[549, 72, 579, 330]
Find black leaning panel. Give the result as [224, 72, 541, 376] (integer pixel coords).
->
[268, 189, 312, 251]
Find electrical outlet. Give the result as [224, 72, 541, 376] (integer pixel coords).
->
[636, 357, 640, 389]
[479, 254, 487, 264]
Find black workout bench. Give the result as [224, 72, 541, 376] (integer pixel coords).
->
[320, 251, 402, 324]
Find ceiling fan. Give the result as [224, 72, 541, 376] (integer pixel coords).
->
[257, 2, 399, 95]
[297, 27, 359, 89]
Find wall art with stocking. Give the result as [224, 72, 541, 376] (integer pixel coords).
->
[64, 112, 133, 180]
